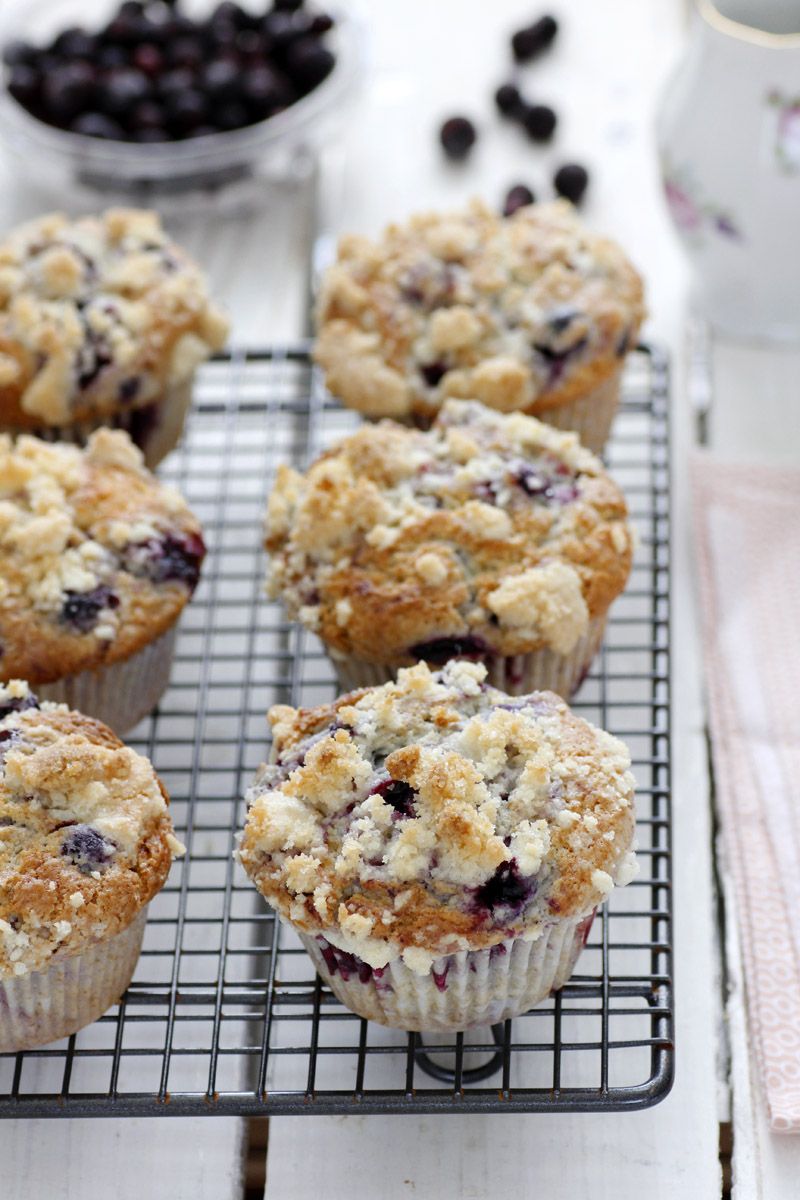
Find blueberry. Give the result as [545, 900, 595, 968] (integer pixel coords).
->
[2, 40, 37, 68]
[211, 1, 248, 25]
[420, 361, 448, 387]
[157, 67, 195, 100]
[164, 88, 209, 135]
[168, 36, 204, 68]
[129, 532, 205, 588]
[284, 39, 335, 92]
[185, 124, 219, 138]
[236, 29, 268, 59]
[71, 112, 125, 139]
[102, 14, 146, 47]
[118, 377, 141, 403]
[0, 692, 39, 722]
[97, 45, 130, 71]
[522, 103, 557, 143]
[318, 938, 373, 984]
[202, 58, 242, 103]
[473, 860, 533, 915]
[52, 28, 97, 60]
[132, 43, 164, 76]
[215, 100, 251, 130]
[503, 184, 535, 217]
[60, 824, 115, 874]
[127, 99, 165, 134]
[494, 82, 522, 118]
[553, 162, 589, 205]
[243, 65, 295, 117]
[273, 0, 305, 10]
[263, 11, 307, 50]
[439, 115, 476, 161]
[42, 62, 97, 123]
[309, 13, 335, 34]
[371, 778, 417, 819]
[511, 14, 558, 63]
[547, 305, 580, 335]
[60, 586, 119, 634]
[409, 634, 489, 665]
[99, 68, 152, 118]
[7, 65, 41, 111]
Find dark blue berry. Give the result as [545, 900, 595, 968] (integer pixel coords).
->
[215, 100, 251, 130]
[167, 36, 205, 68]
[0, 692, 39, 722]
[70, 112, 125, 139]
[494, 83, 522, 117]
[285, 39, 335, 93]
[7, 66, 41, 111]
[42, 62, 97, 123]
[202, 58, 242, 103]
[2, 40, 37, 68]
[420, 361, 448, 388]
[511, 15, 558, 63]
[243, 65, 295, 118]
[439, 116, 477, 161]
[132, 43, 164, 77]
[410, 635, 489, 665]
[100, 68, 152, 118]
[309, 14, 335, 35]
[60, 586, 119, 634]
[130, 532, 205, 589]
[51, 28, 97, 60]
[164, 88, 209, 135]
[522, 103, 557, 143]
[503, 184, 536, 217]
[553, 163, 589, 205]
[118, 376, 141, 403]
[473, 860, 534, 916]
[371, 779, 417, 819]
[60, 824, 115, 874]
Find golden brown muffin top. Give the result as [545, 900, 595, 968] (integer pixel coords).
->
[0, 680, 182, 979]
[239, 661, 637, 974]
[314, 199, 644, 424]
[0, 208, 228, 430]
[266, 399, 632, 666]
[0, 430, 204, 684]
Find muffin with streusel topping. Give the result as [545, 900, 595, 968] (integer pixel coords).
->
[0, 681, 183, 1051]
[265, 398, 633, 696]
[0, 429, 205, 732]
[239, 660, 637, 1032]
[0, 208, 228, 467]
[314, 199, 644, 453]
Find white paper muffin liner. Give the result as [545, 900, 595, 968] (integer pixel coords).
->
[0, 377, 193, 470]
[330, 612, 607, 700]
[532, 365, 624, 456]
[37, 624, 178, 735]
[299, 910, 595, 1033]
[0, 908, 147, 1053]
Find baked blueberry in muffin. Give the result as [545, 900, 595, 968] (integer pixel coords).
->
[0, 680, 183, 1051]
[265, 398, 633, 695]
[0, 208, 228, 466]
[239, 660, 637, 1031]
[314, 199, 644, 453]
[0, 429, 205, 732]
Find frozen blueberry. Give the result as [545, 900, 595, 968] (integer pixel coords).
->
[100, 68, 152, 118]
[60, 585, 119, 634]
[410, 634, 489, 665]
[0, 691, 39, 722]
[284, 39, 335, 93]
[439, 115, 477, 161]
[202, 58, 242, 103]
[7, 65, 41, 111]
[71, 112, 125, 139]
[473, 860, 533, 915]
[61, 824, 116, 874]
[522, 103, 557, 143]
[371, 779, 417, 819]
[42, 62, 97, 123]
[503, 183, 535, 217]
[494, 82, 522, 117]
[553, 162, 589, 205]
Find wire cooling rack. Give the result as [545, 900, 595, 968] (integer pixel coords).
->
[0, 344, 673, 1117]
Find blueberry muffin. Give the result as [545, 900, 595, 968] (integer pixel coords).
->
[0, 429, 205, 733]
[0, 208, 228, 467]
[0, 681, 183, 1051]
[314, 199, 644, 453]
[239, 660, 637, 1032]
[265, 399, 633, 695]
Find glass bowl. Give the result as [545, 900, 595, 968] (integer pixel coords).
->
[0, 0, 363, 210]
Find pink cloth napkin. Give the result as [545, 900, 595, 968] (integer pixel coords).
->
[692, 455, 800, 1132]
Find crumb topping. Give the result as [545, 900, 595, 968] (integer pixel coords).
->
[239, 661, 637, 973]
[0, 431, 205, 683]
[265, 399, 632, 665]
[0, 681, 182, 978]
[314, 199, 644, 424]
[0, 209, 228, 427]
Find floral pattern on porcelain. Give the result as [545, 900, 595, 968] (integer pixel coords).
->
[661, 161, 743, 244]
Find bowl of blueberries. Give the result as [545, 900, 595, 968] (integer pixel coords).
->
[0, 0, 361, 203]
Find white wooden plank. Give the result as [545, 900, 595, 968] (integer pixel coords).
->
[266, 0, 724, 1193]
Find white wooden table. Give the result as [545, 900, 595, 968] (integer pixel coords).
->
[2, 1, 799, 1195]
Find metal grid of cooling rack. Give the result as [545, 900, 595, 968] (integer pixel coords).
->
[0, 344, 673, 1117]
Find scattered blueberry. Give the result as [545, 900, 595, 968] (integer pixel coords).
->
[553, 162, 589, 205]
[439, 115, 477, 161]
[503, 183, 536, 217]
[0, 692, 39, 722]
[494, 82, 522, 117]
[60, 824, 116, 873]
[318, 938, 374, 984]
[126, 532, 205, 589]
[511, 14, 559, 63]
[60, 585, 119, 634]
[410, 634, 489, 665]
[473, 859, 534, 916]
[522, 103, 557, 143]
[371, 778, 417, 819]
